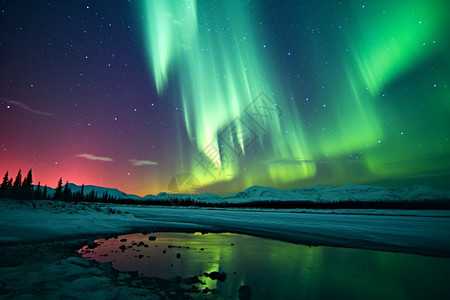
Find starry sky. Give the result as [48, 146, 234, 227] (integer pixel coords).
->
[1, 0, 449, 196]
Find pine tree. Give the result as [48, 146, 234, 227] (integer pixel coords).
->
[54, 178, 63, 200]
[12, 169, 22, 198]
[25, 169, 32, 187]
[76, 184, 85, 202]
[102, 191, 109, 202]
[88, 190, 96, 202]
[34, 182, 42, 200]
[0, 171, 9, 198]
[42, 185, 48, 200]
[62, 181, 72, 201]
[23, 169, 33, 199]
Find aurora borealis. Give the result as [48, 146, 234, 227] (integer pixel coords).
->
[1, 1, 449, 196]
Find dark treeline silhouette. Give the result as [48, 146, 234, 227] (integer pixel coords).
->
[90, 197, 450, 210]
[1, 169, 35, 200]
[1, 169, 449, 209]
[0, 169, 116, 202]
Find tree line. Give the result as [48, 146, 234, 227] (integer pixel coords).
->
[92, 197, 450, 210]
[0, 169, 116, 202]
[1, 169, 449, 209]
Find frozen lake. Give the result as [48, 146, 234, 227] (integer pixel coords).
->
[1, 200, 450, 299]
[79, 232, 450, 299]
[107, 205, 450, 257]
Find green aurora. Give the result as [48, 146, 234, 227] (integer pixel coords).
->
[141, 0, 450, 193]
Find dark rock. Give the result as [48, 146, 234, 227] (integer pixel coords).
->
[87, 240, 99, 249]
[137, 241, 144, 247]
[205, 271, 227, 282]
[183, 275, 204, 285]
[200, 248, 204, 251]
[163, 250, 166, 254]
[202, 287, 211, 294]
[138, 255, 144, 259]
[238, 285, 252, 300]
[176, 253, 181, 259]
[148, 236, 157, 241]
[119, 245, 127, 252]
[120, 239, 127, 242]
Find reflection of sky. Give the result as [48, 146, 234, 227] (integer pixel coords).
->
[78, 232, 450, 299]
[1, 1, 450, 195]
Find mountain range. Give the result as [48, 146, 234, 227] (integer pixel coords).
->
[51, 183, 450, 203]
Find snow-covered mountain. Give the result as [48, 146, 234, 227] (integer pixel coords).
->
[40, 183, 450, 203]
[145, 184, 450, 203]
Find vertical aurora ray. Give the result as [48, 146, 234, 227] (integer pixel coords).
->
[141, 0, 450, 192]
[348, 0, 449, 96]
[311, 0, 450, 184]
[142, 0, 198, 94]
[141, 0, 316, 188]
[2, 0, 450, 197]
[344, 0, 450, 179]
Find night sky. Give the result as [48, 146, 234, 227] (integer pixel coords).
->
[1, 1, 449, 196]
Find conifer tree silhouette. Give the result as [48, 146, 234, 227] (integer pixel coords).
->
[23, 169, 33, 199]
[62, 181, 72, 201]
[34, 182, 42, 200]
[54, 178, 63, 200]
[12, 169, 22, 198]
[0, 171, 9, 198]
[42, 185, 48, 200]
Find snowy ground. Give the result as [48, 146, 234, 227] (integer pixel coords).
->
[1, 199, 450, 299]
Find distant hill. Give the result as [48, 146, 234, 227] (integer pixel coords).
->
[40, 183, 450, 203]
[145, 184, 450, 203]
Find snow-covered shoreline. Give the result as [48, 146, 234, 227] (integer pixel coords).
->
[1, 199, 450, 299]
[1, 199, 449, 257]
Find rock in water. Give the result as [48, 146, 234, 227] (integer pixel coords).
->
[87, 240, 99, 249]
[205, 271, 227, 282]
[238, 285, 251, 300]
[183, 275, 204, 285]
